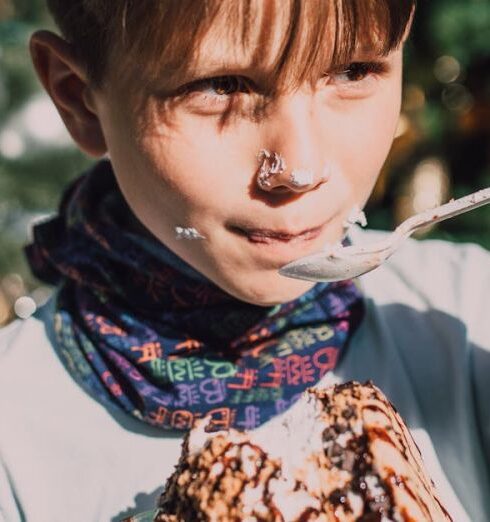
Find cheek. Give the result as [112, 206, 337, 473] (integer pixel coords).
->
[108, 123, 205, 220]
[132, 115, 260, 230]
[332, 93, 401, 195]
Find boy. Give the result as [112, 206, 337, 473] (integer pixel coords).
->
[0, 1, 489, 520]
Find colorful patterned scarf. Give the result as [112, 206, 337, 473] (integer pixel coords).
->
[26, 161, 364, 431]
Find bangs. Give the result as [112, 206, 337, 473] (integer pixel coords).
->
[100, 0, 415, 90]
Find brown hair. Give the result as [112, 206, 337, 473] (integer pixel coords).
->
[46, 0, 416, 89]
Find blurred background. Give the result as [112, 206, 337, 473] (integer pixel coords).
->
[0, 0, 489, 326]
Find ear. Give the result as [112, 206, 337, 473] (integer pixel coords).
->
[29, 30, 107, 157]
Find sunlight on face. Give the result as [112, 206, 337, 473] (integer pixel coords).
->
[93, 7, 404, 305]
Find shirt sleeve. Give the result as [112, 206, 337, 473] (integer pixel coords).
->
[458, 243, 490, 470]
[0, 322, 23, 522]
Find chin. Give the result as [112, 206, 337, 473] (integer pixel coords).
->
[221, 272, 317, 307]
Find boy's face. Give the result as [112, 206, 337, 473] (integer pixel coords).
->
[75, 15, 403, 305]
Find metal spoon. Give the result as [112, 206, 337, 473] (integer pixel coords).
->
[279, 187, 490, 282]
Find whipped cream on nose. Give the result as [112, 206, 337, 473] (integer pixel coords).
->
[290, 169, 314, 188]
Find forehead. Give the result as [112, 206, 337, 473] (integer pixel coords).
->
[113, 0, 411, 91]
[126, 1, 331, 92]
[195, 2, 289, 69]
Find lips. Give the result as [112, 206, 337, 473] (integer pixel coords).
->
[230, 224, 324, 244]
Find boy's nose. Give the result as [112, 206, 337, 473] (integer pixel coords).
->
[256, 93, 328, 193]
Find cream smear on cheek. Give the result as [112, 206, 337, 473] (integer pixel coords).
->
[175, 227, 206, 240]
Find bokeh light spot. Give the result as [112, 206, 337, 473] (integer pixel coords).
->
[14, 296, 37, 319]
[0, 129, 25, 159]
[434, 55, 461, 84]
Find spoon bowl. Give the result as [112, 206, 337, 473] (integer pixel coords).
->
[278, 243, 395, 282]
[279, 187, 490, 282]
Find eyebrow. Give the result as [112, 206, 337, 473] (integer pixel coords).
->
[188, 48, 391, 78]
[150, 33, 396, 96]
[157, 58, 266, 90]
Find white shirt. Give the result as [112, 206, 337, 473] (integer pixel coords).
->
[1, 230, 489, 521]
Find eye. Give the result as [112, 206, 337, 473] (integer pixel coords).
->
[183, 75, 252, 96]
[332, 62, 387, 83]
[169, 74, 259, 116]
[324, 61, 390, 99]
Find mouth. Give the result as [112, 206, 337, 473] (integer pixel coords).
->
[228, 224, 325, 245]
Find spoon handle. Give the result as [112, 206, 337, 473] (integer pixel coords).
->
[397, 187, 490, 237]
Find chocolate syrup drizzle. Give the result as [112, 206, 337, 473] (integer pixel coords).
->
[156, 381, 453, 522]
